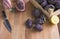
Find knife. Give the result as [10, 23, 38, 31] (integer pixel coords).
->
[2, 11, 12, 32]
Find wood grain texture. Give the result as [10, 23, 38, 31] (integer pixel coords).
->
[0, 0, 60, 39]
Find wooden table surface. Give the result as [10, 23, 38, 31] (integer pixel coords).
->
[0, 0, 60, 39]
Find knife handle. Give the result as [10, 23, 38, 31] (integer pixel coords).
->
[2, 10, 7, 19]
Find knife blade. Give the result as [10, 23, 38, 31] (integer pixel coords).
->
[2, 11, 12, 32]
[3, 19, 12, 32]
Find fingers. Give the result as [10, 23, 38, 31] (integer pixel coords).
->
[3, 0, 12, 9]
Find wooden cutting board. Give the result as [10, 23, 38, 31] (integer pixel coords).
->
[0, 0, 60, 39]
